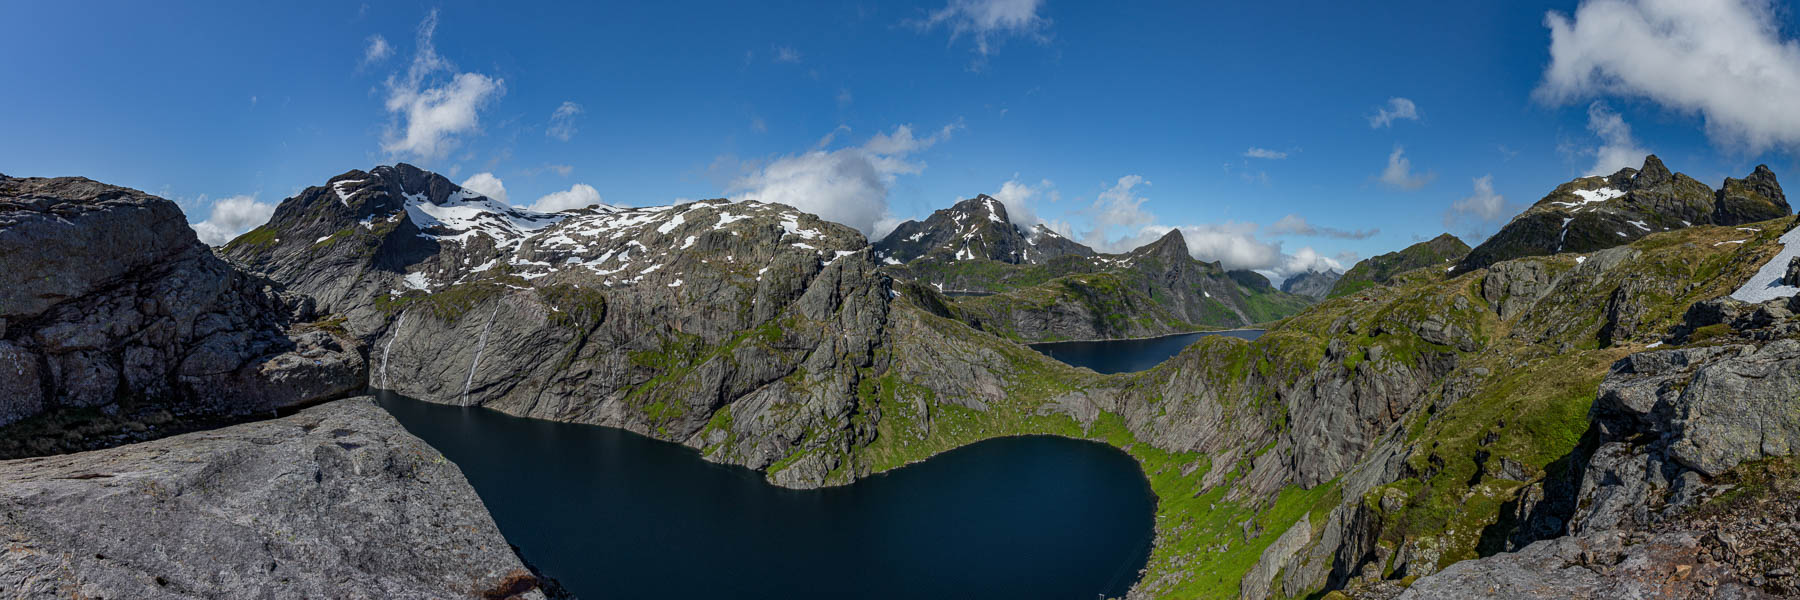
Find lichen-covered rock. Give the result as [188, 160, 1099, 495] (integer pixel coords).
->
[0, 175, 364, 442]
[0, 397, 549, 600]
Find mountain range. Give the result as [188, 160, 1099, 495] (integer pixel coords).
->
[2, 157, 1797, 599]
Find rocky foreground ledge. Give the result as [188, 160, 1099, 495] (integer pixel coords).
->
[0, 397, 551, 599]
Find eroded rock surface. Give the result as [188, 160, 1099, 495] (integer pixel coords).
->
[0, 174, 363, 455]
[0, 397, 549, 600]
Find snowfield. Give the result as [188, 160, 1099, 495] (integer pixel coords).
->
[1728, 225, 1800, 303]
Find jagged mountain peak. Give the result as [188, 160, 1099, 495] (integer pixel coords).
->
[1458, 157, 1790, 272]
[874, 193, 1094, 265]
[1129, 228, 1190, 262]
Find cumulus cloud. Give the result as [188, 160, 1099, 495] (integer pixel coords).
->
[1063, 175, 1352, 282]
[1445, 175, 1509, 229]
[362, 35, 393, 66]
[189, 195, 276, 246]
[1584, 102, 1651, 176]
[1279, 246, 1347, 275]
[728, 123, 959, 238]
[1367, 97, 1420, 128]
[1537, 0, 1800, 153]
[458, 172, 508, 204]
[1378, 146, 1435, 190]
[1079, 175, 1159, 250]
[990, 176, 1056, 231]
[530, 183, 603, 213]
[1268, 214, 1378, 239]
[917, 0, 1049, 58]
[1243, 147, 1288, 159]
[379, 10, 505, 162]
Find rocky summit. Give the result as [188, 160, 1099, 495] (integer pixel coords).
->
[1280, 269, 1341, 299]
[1455, 155, 1789, 273]
[874, 194, 1095, 266]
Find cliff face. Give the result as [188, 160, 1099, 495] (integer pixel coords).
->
[219, 164, 893, 486]
[0, 175, 364, 457]
[0, 397, 555, 600]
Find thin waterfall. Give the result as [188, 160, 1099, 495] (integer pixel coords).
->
[380, 309, 409, 389]
[461, 306, 501, 404]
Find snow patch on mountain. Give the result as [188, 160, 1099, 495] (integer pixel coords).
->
[1728, 225, 1800, 303]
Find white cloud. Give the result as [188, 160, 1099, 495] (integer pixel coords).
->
[1244, 147, 1288, 159]
[1081, 175, 1158, 249]
[1378, 146, 1435, 190]
[990, 176, 1057, 230]
[1367, 97, 1419, 128]
[1268, 214, 1378, 239]
[379, 10, 505, 162]
[530, 183, 603, 213]
[1584, 102, 1651, 176]
[1278, 246, 1347, 276]
[728, 123, 959, 238]
[362, 34, 393, 65]
[1060, 175, 1354, 282]
[1537, 0, 1800, 153]
[774, 46, 802, 63]
[1446, 175, 1509, 227]
[547, 101, 583, 142]
[459, 172, 508, 204]
[189, 195, 276, 246]
[918, 0, 1049, 58]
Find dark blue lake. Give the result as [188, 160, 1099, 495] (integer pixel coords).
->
[1029, 330, 1265, 374]
[376, 393, 1157, 600]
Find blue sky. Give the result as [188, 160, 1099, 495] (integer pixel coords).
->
[5, 0, 1799, 281]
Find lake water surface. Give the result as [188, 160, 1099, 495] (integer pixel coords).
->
[1029, 329, 1264, 374]
[377, 393, 1156, 600]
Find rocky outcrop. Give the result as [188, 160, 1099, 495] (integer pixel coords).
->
[0, 397, 551, 599]
[1398, 340, 1800, 598]
[1785, 256, 1800, 287]
[0, 175, 363, 455]
[1330, 234, 1468, 297]
[1282, 269, 1342, 299]
[1456, 156, 1790, 272]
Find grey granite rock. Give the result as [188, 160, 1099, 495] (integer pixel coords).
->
[0, 175, 364, 442]
[0, 397, 549, 600]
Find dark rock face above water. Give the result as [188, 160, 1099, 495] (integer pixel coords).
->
[220, 164, 892, 488]
[0, 174, 363, 453]
[1456, 156, 1790, 273]
[0, 397, 551, 600]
